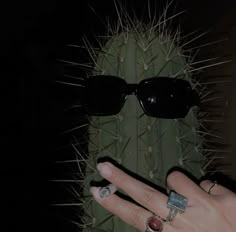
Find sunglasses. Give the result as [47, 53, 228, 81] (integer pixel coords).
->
[81, 75, 200, 118]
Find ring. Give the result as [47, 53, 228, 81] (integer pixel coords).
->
[145, 215, 163, 232]
[208, 181, 217, 194]
[166, 191, 188, 222]
[99, 184, 117, 198]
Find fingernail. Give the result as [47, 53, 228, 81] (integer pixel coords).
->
[97, 162, 112, 177]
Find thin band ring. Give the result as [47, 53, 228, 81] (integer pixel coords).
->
[208, 181, 217, 194]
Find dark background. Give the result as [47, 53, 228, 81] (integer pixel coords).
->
[1, 0, 236, 231]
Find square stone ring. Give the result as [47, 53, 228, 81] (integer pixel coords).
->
[166, 191, 188, 222]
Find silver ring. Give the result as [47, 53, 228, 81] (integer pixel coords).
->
[208, 181, 217, 194]
[166, 191, 188, 222]
[99, 184, 117, 198]
[145, 215, 163, 232]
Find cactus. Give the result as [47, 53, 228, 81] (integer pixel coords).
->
[56, 1, 231, 232]
[78, 3, 204, 232]
[81, 27, 203, 231]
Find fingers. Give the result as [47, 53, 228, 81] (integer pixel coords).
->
[200, 180, 233, 196]
[166, 171, 205, 203]
[96, 162, 169, 219]
[90, 186, 173, 232]
[90, 186, 151, 231]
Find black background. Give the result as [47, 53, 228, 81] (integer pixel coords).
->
[1, 1, 236, 231]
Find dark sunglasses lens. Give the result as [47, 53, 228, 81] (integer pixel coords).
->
[84, 75, 126, 116]
[138, 78, 196, 118]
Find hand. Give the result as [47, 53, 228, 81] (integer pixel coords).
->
[90, 162, 236, 232]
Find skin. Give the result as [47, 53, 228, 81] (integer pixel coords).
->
[90, 162, 236, 232]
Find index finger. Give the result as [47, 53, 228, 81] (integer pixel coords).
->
[97, 162, 169, 219]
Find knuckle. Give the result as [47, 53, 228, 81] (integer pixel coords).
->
[112, 169, 127, 185]
[143, 188, 157, 205]
[109, 164, 128, 184]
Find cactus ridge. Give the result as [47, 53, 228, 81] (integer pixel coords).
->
[55, 1, 231, 231]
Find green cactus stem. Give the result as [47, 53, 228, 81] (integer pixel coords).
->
[80, 8, 204, 232]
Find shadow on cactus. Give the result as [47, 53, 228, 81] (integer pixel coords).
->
[55, 1, 231, 231]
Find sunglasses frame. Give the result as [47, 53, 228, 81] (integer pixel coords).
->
[81, 75, 200, 118]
